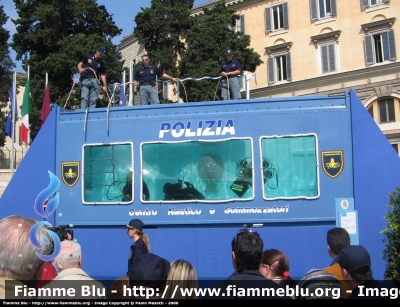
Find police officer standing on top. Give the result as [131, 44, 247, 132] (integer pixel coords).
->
[134, 54, 179, 105]
[77, 47, 108, 109]
[220, 49, 242, 100]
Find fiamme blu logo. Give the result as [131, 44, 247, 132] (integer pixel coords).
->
[29, 171, 61, 261]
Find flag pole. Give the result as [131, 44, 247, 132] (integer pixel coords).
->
[128, 61, 133, 106]
[45, 72, 48, 88]
[10, 72, 16, 173]
[123, 70, 126, 106]
[27, 66, 30, 146]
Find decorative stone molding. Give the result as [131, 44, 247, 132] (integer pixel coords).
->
[375, 85, 393, 97]
[361, 17, 396, 34]
[310, 30, 341, 48]
[265, 42, 293, 57]
[190, 0, 263, 17]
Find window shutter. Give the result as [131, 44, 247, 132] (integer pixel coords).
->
[310, 0, 318, 20]
[328, 44, 336, 72]
[364, 35, 375, 65]
[283, 2, 289, 28]
[388, 29, 396, 61]
[268, 57, 275, 84]
[265, 8, 272, 32]
[330, 0, 337, 16]
[321, 45, 329, 73]
[361, 0, 369, 8]
[240, 15, 245, 33]
[286, 53, 292, 81]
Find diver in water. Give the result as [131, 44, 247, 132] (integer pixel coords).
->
[122, 171, 150, 201]
[163, 179, 205, 201]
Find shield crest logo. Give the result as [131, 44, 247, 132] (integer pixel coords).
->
[322, 151, 344, 178]
[62, 162, 80, 187]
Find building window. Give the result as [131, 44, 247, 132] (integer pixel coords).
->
[265, 2, 289, 32]
[310, 0, 337, 20]
[392, 143, 398, 155]
[235, 14, 245, 33]
[362, 0, 389, 8]
[367, 105, 374, 119]
[268, 53, 292, 84]
[364, 30, 396, 64]
[320, 43, 336, 73]
[378, 98, 395, 123]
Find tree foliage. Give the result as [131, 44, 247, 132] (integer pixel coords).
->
[178, 2, 263, 102]
[10, 0, 123, 142]
[0, 5, 16, 147]
[134, 0, 194, 76]
[383, 187, 400, 286]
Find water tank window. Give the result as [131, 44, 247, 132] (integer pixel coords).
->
[83, 143, 133, 204]
[141, 138, 254, 202]
[261, 134, 319, 200]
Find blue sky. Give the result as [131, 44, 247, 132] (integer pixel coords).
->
[1, 0, 211, 72]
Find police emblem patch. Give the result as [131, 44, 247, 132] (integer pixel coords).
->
[321, 151, 344, 178]
[62, 162, 80, 187]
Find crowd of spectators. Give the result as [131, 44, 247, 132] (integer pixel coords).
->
[0, 215, 398, 300]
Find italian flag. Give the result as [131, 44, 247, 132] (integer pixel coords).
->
[20, 77, 30, 144]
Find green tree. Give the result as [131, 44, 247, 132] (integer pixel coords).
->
[179, 2, 263, 102]
[383, 187, 400, 287]
[134, 0, 194, 76]
[0, 5, 15, 147]
[10, 0, 123, 142]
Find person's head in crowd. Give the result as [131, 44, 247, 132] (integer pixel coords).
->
[127, 218, 150, 252]
[231, 229, 263, 273]
[0, 215, 53, 280]
[164, 259, 198, 299]
[260, 249, 297, 288]
[107, 277, 131, 299]
[327, 227, 351, 258]
[338, 245, 372, 283]
[298, 269, 343, 299]
[54, 240, 82, 271]
[128, 253, 170, 291]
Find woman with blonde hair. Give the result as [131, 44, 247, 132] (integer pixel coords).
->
[164, 259, 198, 299]
[126, 219, 150, 274]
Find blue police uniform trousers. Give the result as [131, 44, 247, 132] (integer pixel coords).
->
[139, 85, 160, 105]
[221, 77, 241, 100]
[81, 78, 99, 109]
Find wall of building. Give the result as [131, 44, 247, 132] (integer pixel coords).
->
[192, 0, 400, 152]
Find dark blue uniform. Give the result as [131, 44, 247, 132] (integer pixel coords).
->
[134, 65, 164, 105]
[80, 55, 106, 109]
[221, 58, 242, 75]
[221, 58, 242, 100]
[81, 55, 106, 79]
